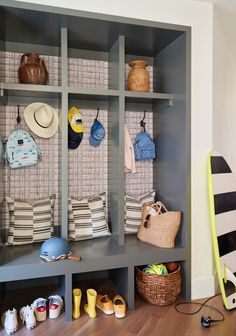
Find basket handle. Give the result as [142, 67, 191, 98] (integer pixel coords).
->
[149, 201, 168, 214]
[143, 201, 168, 228]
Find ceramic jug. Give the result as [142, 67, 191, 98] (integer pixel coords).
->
[127, 60, 149, 92]
[18, 53, 48, 85]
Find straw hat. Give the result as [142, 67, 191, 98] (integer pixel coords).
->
[24, 102, 58, 138]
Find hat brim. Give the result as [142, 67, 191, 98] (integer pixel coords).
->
[24, 102, 58, 138]
[68, 139, 82, 149]
[68, 124, 83, 149]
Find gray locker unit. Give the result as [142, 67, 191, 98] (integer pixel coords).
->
[0, 0, 191, 321]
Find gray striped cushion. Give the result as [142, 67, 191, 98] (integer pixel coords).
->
[124, 190, 155, 233]
[68, 197, 93, 241]
[68, 192, 110, 240]
[6, 194, 56, 245]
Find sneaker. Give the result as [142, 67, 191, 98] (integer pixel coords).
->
[1, 308, 18, 335]
[48, 295, 63, 319]
[113, 295, 126, 319]
[32, 298, 47, 322]
[20, 305, 36, 330]
[96, 294, 114, 315]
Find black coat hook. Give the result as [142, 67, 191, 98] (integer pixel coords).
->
[140, 110, 146, 132]
[16, 105, 21, 124]
[95, 107, 100, 121]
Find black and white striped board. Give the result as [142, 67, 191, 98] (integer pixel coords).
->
[208, 150, 236, 309]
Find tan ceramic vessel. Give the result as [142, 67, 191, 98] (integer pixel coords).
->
[127, 59, 149, 92]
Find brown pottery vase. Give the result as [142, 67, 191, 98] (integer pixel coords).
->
[18, 53, 48, 85]
[127, 60, 149, 92]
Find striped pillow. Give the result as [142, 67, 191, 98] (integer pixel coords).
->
[68, 197, 93, 241]
[68, 192, 110, 241]
[124, 190, 155, 234]
[6, 194, 56, 245]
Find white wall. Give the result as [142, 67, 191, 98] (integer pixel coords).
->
[213, 9, 236, 170]
[15, 0, 214, 299]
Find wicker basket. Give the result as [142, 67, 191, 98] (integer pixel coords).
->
[136, 265, 181, 305]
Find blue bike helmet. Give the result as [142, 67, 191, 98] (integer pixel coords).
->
[40, 237, 71, 261]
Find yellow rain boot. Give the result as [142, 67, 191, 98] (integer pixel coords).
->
[84, 289, 97, 318]
[73, 288, 82, 319]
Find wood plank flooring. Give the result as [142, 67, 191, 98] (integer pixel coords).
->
[1, 285, 236, 336]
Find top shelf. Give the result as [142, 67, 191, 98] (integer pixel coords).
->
[125, 91, 174, 104]
[0, 83, 62, 94]
[0, 83, 175, 106]
[0, 83, 63, 106]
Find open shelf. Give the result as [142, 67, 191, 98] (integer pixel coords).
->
[68, 87, 119, 102]
[0, 83, 62, 105]
[0, 83, 62, 93]
[125, 90, 174, 104]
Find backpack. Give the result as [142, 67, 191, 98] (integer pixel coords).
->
[5, 129, 41, 169]
[134, 131, 156, 161]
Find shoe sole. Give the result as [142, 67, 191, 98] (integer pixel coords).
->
[26, 323, 36, 330]
[4, 326, 17, 335]
[96, 305, 114, 315]
[115, 313, 126, 319]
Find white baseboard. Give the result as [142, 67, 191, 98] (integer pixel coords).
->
[191, 275, 216, 300]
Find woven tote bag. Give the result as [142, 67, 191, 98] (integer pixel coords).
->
[137, 202, 181, 248]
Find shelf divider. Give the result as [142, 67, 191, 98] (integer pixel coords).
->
[60, 27, 69, 239]
[108, 36, 125, 245]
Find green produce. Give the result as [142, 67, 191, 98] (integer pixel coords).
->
[143, 263, 168, 275]
[143, 267, 156, 274]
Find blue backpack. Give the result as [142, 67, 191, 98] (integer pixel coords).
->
[5, 129, 41, 169]
[134, 131, 156, 161]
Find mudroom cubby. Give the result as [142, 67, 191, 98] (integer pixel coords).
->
[72, 268, 130, 308]
[0, 0, 191, 321]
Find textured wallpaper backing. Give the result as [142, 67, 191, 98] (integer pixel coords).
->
[0, 51, 154, 230]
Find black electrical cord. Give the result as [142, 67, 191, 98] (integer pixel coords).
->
[175, 293, 224, 322]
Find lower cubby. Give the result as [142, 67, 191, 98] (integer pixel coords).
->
[72, 269, 128, 299]
[72, 269, 128, 303]
[69, 267, 132, 321]
[134, 261, 182, 307]
[0, 276, 63, 316]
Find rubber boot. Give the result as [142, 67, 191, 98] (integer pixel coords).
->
[84, 289, 97, 318]
[73, 288, 82, 319]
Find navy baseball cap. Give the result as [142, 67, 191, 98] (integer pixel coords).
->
[89, 120, 105, 147]
[68, 123, 83, 149]
[68, 107, 84, 150]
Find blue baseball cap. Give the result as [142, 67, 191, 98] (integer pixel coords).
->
[89, 120, 105, 147]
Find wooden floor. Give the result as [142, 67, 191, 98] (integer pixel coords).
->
[1, 284, 236, 336]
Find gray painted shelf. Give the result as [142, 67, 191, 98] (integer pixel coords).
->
[0, 236, 187, 278]
[0, 0, 191, 321]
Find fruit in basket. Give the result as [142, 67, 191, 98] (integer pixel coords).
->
[165, 262, 179, 273]
[144, 264, 168, 275]
[143, 267, 156, 275]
